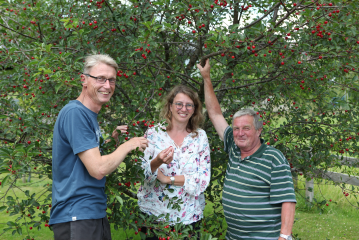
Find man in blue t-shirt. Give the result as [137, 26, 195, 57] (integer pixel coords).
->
[50, 54, 148, 240]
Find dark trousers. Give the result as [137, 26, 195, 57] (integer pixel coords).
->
[52, 217, 112, 240]
[141, 220, 201, 240]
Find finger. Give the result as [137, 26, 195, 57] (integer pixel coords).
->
[163, 147, 171, 154]
[165, 155, 173, 163]
[120, 125, 128, 130]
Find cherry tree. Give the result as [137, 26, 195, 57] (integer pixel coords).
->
[1, 0, 359, 239]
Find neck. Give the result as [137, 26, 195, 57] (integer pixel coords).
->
[76, 90, 102, 114]
[168, 118, 189, 134]
[240, 139, 262, 159]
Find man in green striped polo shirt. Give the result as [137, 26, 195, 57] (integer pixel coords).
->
[197, 59, 296, 240]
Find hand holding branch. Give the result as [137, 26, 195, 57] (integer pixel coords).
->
[197, 58, 211, 80]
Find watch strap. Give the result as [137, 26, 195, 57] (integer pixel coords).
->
[280, 233, 290, 239]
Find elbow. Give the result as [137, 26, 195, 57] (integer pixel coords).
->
[89, 168, 106, 180]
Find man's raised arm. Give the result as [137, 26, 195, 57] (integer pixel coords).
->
[197, 59, 228, 140]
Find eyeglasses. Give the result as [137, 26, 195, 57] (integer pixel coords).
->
[173, 102, 195, 110]
[83, 73, 116, 85]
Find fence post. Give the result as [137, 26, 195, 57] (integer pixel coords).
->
[306, 179, 314, 202]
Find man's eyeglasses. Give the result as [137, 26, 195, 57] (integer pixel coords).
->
[83, 73, 116, 85]
[173, 102, 195, 110]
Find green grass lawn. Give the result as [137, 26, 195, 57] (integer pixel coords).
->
[1, 171, 359, 240]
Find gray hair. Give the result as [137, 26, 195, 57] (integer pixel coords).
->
[83, 54, 118, 74]
[232, 108, 263, 130]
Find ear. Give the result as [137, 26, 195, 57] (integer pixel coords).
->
[81, 74, 87, 87]
[169, 103, 173, 113]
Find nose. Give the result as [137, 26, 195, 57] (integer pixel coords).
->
[103, 79, 111, 88]
[238, 129, 245, 136]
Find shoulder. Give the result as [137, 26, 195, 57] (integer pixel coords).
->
[59, 101, 87, 117]
[223, 125, 233, 141]
[262, 145, 288, 166]
[196, 128, 207, 136]
[145, 123, 166, 138]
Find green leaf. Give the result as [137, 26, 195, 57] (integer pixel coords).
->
[55, 83, 63, 93]
[1, 175, 10, 188]
[0, 206, 7, 212]
[17, 227, 22, 235]
[115, 195, 123, 206]
[7, 221, 16, 227]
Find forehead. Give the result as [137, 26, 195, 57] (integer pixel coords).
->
[233, 115, 255, 128]
[173, 93, 194, 103]
[89, 62, 116, 77]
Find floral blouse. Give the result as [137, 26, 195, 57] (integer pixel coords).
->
[137, 124, 211, 225]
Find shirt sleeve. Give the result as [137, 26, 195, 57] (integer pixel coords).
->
[182, 130, 211, 197]
[140, 127, 158, 183]
[269, 153, 297, 204]
[62, 108, 99, 155]
[223, 126, 233, 154]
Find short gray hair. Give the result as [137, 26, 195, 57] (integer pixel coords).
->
[232, 108, 263, 130]
[83, 54, 118, 74]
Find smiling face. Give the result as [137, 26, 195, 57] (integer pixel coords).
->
[169, 93, 195, 125]
[233, 115, 262, 152]
[81, 62, 116, 111]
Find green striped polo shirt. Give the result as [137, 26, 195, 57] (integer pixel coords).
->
[222, 126, 296, 240]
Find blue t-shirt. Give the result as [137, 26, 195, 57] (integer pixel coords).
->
[50, 100, 107, 225]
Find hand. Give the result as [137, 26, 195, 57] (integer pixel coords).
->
[196, 58, 211, 80]
[155, 146, 174, 165]
[127, 137, 148, 152]
[112, 125, 128, 139]
[157, 170, 170, 184]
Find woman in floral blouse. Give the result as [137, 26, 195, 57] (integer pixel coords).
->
[137, 85, 211, 239]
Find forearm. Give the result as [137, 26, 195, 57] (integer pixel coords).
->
[280, 202, 296, 235]
[203, 77, 222, 119]
[99, 141, 133, 176]
[150, 156, 163, 173]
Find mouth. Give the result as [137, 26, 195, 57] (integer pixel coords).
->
[178, 113, 188, 117]
[99, 92, 110, 95]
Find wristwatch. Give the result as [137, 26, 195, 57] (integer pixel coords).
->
[170, 176, 175, 185]
[280, 233, 293, 240]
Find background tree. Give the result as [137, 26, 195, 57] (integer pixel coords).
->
[1, 0, 359, 239]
